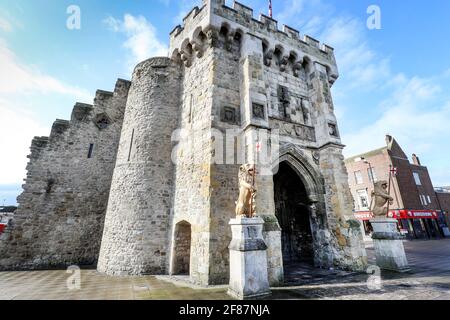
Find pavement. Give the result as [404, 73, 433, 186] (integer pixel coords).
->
[1, 239, 450, 300]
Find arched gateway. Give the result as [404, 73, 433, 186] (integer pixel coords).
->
[272, 146, 333, 279]
[1, 0, 368, 287]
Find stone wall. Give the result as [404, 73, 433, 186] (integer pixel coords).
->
[97, 58, 182, 276]
[170, 29, 220, 285]
[0, 79, 130, 270]
[208, 27, 243, 285]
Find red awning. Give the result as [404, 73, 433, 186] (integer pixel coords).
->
[354, 210, 438, 221]
[354, 212, 374, 221]
[0, 224, 6, 234]
[395, 210, 439, 220]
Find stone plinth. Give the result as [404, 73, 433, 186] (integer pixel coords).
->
[370, 218, 410, 272]
[228, 217, 272, 300]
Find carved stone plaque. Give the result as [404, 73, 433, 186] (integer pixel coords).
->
[221, 106, 238, 124]
[252, 103, 265, 120]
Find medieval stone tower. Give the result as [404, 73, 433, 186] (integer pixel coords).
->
[0, 0, 367, 286]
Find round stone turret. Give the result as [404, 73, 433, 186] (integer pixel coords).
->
[97, 57, 182, 275]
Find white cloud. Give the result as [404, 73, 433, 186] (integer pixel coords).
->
[0, 99, 48, 185]
[342, 75, 450, 187]
[0, 40, 92, 186]
[0, 40, 91, 100]
[271, 0, 450, 185]
[104, 14, 168, 70]
[320, 17, 391, 90]
[0, 17, 12, 32]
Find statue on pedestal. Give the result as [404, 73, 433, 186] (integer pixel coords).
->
[235, 164, 257, 218]
[371, 180, 394, 217]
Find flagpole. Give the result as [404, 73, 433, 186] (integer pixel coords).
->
[269, 0, 273, 18]
[387, 165, 393, 215]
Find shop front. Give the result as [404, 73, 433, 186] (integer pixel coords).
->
[354, 210, 443, 240]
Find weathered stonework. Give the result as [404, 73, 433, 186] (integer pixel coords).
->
[0, 0, 367, 284]
[97, 58, 182, 275]
[0, 79, 131, 270]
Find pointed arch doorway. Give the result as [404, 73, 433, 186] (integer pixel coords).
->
[274, 162, 314, 265]
[272, 147, 329, 281]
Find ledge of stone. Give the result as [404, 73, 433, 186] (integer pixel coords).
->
[372, 232, 405, 240]
[229, 239, 267, 252]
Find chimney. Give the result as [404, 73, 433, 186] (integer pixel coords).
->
[412, 154, 421, 166]
[385, 135, 393, 147]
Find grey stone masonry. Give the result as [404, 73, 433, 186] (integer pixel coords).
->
[97, 58, 182, 275]
[1, 0, 368, 284]
[0, 79, 131, 270]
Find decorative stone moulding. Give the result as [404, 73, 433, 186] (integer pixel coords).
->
[94, 113, 112, 130]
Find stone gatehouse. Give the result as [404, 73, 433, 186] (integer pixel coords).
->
[0, 0, 367, 286]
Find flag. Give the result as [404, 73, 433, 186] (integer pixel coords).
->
[269, 0, 273, 18]
[256, 142, 262, 153]
[390, 167, 398, 177]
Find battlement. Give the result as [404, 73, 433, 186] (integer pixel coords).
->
[71, 103, 93, 122]
[114, 78, 132, 96]
[170, 1, 335, 55]
[169, 0, 337, 80]
[50, 119, 70, 139]
[169, 4, 207, 44]
[225, 1, 334, 56]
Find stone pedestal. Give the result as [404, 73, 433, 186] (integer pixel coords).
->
[370, 218, 410, 272]
[228, 217, 272, 300]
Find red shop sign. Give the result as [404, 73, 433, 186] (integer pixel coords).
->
[355, 210, 438, 221]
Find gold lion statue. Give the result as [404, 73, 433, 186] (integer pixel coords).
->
[235, 164, 257, 218]
[371, 180, 394, 217]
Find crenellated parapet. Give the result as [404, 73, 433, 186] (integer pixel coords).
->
[0, 76, 132, 271]
[169, 0, 338, 85]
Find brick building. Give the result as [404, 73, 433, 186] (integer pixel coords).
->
[345, 135, 447, 240]
[436, 187, 450, 232]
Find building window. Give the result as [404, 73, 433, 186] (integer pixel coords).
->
[413, 172, 422, 185]
[427, 195, 431, 204]
[420, 195, 428, 206]
[357, 189, 369, 210]
[354, 171, 363, 185]
[368, 167, 377, 183]
[87, 144, 94, 159]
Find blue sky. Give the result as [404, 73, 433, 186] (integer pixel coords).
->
[0, 0, 449, 205]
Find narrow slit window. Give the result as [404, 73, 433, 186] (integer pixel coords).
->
[128, 129, 134, 162]
[87, 144, 94, 159]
